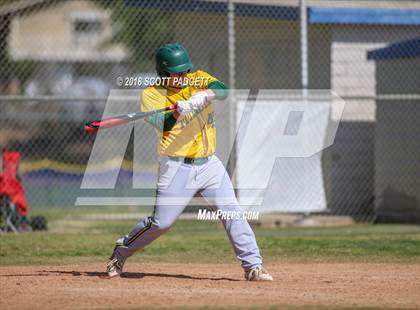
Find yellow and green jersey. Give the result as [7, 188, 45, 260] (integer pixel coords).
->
[141, 70, 228, 158]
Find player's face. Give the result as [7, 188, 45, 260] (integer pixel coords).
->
[168, 71, 189, 87]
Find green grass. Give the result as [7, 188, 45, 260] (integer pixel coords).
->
[1, 207, 420, 265]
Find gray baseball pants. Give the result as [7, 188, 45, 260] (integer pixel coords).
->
[112, 155, 262, 270]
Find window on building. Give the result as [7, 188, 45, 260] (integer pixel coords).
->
[71, 13, 105, 48]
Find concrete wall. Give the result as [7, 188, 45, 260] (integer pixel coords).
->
[374, 57, 420, 222]
[331, 26, 419, 121]
[324, 26, 419, 218]
[174, 12, 229, 84]
[175, 14, 303, 89]
[235, 17, 300, 89]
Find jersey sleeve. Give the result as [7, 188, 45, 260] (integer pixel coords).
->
[208, 80, 229, 100]
[141, 87, 177, 132]
[141, 87, 165, 112]
[193, 70, 229, 100]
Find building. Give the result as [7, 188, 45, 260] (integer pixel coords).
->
[2, 0, 128, 97]
[368, 38, 420, 222]
[8, 0, 126, 62]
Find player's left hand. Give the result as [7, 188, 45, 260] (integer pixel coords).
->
[176, 91, 209, 113]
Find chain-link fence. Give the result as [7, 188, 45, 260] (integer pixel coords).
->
[1, 0, 419, 223]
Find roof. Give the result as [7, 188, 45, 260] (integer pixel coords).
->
[3, 1, 419, 25]
[309, 7, 420, 25]
[129, 0, 299, 19]
[125, 0, 420, 26]
[147, 0, 420, 10]
[368, 37, 420, 60]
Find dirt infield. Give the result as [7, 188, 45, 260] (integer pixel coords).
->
[1, 262, 419, 309]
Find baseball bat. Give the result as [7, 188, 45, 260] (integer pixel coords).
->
[84, 106, 175, 134]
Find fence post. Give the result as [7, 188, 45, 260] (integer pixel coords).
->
[300, 0, 308, 92]
[227, 0, 237, 177]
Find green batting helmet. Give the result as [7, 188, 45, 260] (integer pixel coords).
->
[155, 43, 193, 77]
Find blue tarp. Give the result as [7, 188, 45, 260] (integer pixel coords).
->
[310, 7, 420, 26]
[368, 37, 420, 60]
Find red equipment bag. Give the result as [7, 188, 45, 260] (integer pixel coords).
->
[0, 152, 29, 216]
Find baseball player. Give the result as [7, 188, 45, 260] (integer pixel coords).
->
[106, 43, 272, 281]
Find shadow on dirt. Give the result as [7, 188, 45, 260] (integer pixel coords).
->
[2, 270, 241, 282]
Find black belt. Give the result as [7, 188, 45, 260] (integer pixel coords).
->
[168, 156, 210, 165]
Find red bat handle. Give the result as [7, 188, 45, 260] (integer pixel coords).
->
[84, 118, 128, 134]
